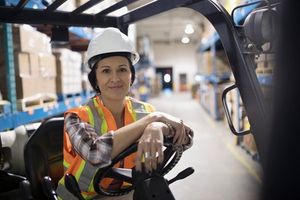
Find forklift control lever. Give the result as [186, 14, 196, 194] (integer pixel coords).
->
[167, 167, 194, 185]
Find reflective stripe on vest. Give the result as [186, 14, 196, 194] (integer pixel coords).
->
[57, 96, 153, 199]
[77, 98, 105, 193]
[56, 183, 79, 200]
[130, 99, 151, 120]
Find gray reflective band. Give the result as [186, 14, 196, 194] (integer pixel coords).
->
[136, 111, 149, 120]
[131, 99, 150, 120]
[78, 161, 99, 192]
[79, 98, 104, 191]
[87, 99, 102, 134]
[56, 183, 79, 200]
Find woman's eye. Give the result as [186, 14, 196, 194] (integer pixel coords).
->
[102, 69, 110, 73]
[120, 68, 128, 72]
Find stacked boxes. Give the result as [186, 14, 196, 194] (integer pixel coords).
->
[39, 54, 57, 96]
[199, 82, 229, 120]
[12, 25, 52, 55]
[197, 51, 231, 76]
[53, 48, 82, 95]
[0, 25, 57, 100]
[197, 51, 213, 75]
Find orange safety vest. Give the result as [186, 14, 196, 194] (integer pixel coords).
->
[56, 96, 155, 200]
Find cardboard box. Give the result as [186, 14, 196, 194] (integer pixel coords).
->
[39, 54, 57, 77]
[199, 82, 227, 120]
[0, 25, 51, 55]
[42, 77, 56, 94]
[198, 51, 231, 76]
[12, 25, 51, 54]
[53, 48, 82, 76]
[15, 52, 40, 77]
[0, 76, 54, 99]
[53, 48, 82, 94]
[15, 77, 41, 99]
[0, 52, 39, 77]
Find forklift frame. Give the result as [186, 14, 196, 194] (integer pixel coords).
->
[0, 0, 270, 172]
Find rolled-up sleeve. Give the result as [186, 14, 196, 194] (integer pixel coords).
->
[65, 113, 113, 167]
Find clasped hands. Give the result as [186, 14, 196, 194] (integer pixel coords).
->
[135, 112, 192, 173]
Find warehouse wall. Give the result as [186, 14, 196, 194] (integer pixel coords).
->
[152, 42, 198, 91]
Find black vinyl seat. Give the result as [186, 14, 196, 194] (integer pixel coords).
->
[24, 117, 64, 199]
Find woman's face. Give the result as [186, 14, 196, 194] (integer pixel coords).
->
[95, 56, 132, 101]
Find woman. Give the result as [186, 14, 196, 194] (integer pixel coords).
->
[56, 27, 193, 200]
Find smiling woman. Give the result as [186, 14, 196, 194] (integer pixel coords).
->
[96, 56, 132, 103]
[55, 27, 194, 200]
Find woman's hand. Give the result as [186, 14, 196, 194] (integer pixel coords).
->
[153, 112, 192, 146]
[135, 122, 164, 173]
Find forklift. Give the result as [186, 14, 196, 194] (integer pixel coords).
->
[0, 0, 283, 199]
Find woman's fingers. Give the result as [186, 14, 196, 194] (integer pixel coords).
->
[135, 141, 144, 171]
[172, 122, 182, 144]
[152, 139, 164, 171]
[150, 138, 157, 170]
[136, 122, 166, 173]
[136, 140, 164, 172]
[157, 143, 163, 165]
[175, 131, 182, 146]
[144, 141, 151, 173]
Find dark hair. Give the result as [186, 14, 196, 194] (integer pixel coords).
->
[88, 52, 136, 93]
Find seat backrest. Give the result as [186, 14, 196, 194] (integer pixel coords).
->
[24, 117, 64, 199]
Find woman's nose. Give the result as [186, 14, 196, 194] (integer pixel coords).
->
[110, 71, 120, 82]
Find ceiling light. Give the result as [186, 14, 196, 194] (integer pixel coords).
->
[201, 38, 208, 44]
[185, 24, 194, 34]
[181, 36, 190, 44]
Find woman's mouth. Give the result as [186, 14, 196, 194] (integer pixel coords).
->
[108, 85, 123, 89]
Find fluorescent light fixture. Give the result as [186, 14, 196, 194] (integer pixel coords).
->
[185, 24, 194, 34]
[181, 36, 190, 44]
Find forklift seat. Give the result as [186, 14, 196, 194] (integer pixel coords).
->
[24, 117, 64, 199]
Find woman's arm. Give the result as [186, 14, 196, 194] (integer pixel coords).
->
[111, 113, 159, 158]
[65, 111, 192, 167]
[65, 112, 159, 166]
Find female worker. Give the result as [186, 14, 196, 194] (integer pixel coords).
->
[56, 27, 193, 200]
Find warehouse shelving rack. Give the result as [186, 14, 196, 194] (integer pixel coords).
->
[0, 0, 273, 172]
[0, 92, 93, 131]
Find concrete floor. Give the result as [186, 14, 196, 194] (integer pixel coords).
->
[148, 91, 263, 200]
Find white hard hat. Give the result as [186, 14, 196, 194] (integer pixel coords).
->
[86, 27, 139, 68]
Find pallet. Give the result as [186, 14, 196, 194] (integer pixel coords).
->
[57, 92, 82, 101]
[17, 93, 57, 112]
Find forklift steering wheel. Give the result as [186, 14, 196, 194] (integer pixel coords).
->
[93, 138, 183, 196]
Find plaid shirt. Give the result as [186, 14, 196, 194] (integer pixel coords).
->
[65, 113, 113, 167]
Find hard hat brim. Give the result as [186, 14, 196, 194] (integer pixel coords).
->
[86, 51, 140, 69]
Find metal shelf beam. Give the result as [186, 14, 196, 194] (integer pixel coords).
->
[0, 93, 91, 131]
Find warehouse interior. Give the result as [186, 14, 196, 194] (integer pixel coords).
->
[0, 0, 285, 199]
